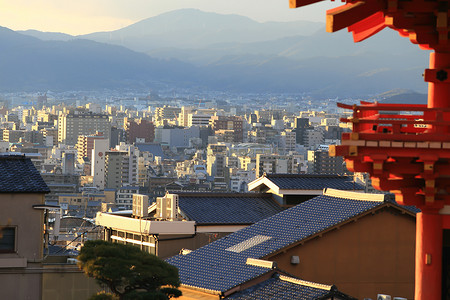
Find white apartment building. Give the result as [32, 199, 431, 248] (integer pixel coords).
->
[92, 139, 109, 190]
[188, 114, 212, 127]
[303, 128, 325, 149]
[256, 154, 296, 177]
[280, 129, 296, 154]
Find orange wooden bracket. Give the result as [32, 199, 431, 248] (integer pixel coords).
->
[289, 0, 325, 8]
[348, 11, 387, 42]
[326, 1, 383, 32]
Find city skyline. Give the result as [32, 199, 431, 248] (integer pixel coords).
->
[0, 0, 340, 35]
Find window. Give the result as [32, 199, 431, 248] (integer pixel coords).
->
[0, 227, 15, 253]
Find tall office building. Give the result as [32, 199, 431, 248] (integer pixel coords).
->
[295, 117, 310, 145]
[58, 113, 110, 146]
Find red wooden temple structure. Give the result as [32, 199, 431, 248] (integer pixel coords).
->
[290, 0, 450, 299]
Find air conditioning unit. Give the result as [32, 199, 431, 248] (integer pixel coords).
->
[67, 258, 78, 264]
[156, 194, 180, 220]
[156, 197, 167, 219]
[132, 194, 149, 218]
[166, 194, 179, 220]
[377, 295, 391, 300]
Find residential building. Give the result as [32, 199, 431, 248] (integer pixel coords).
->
[96, 192, 282, 258]
[104, 150, 137, 190]
[154, 126, 200, 148]
[177, 107, 193, 127]
[91, 139, 109, 190]
[0, 156, 50, 298]
[308, 146, 345, 175]
[303, 128, 325, 149]
[249, 173, 364, 206]
[116, 186, 140, 210]
[295, 117, 310, 144]
[154, 106, 181, 126]
[167, 189, 417, 300]
[58, 113, 110, 146]
[280, 129, 296, 153]
[75, 132, 105, 164]
[206, 144, 228, 178]
[2, 129, 24, 143]
[187, 113, 212, 127]
[124, 118, 155, 143]
[210, 115, 243, 143]
[256, 154, 296, 177]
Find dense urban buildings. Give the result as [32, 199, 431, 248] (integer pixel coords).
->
[0, 93, 353, 208]
[2, 92, 404, 299]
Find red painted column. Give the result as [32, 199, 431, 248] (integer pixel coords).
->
[415, 210, 443, 300]
[428, 52, 450, 108]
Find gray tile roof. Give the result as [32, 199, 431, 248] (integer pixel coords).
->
[225, 274, 353, 300]
[178, 193, 282, 225]
[264, 174, 364, 190]
[167, 193, 408, 293]
[0, 156, 50, 193]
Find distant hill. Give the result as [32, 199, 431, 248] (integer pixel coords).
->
[371, 89, 427, 104]
[0, 26, 197, 91]
[4, 9, 433, 96]
[78, 9, 324, 52]
[17, 29, 73, 41]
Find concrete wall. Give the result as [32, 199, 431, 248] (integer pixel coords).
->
[0, 271, 42, 299]
[0, 193, 44, 260]
[268, 207, 415, 300]
[42, 265, 103, 300]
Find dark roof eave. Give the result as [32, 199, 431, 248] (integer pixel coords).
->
[0, 191, 50, 194]
[196, 222, 254, 226]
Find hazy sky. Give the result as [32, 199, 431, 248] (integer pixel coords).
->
[0, 0, 339, 35]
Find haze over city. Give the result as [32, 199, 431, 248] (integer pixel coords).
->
[0, 1, 344, 35]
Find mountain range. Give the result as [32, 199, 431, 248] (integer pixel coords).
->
[7, 9, 431, 97]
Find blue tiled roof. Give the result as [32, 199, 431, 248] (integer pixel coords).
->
[178, 193, 282, 225]
[225, 274, 332, 300]
[167, 194, 388, 293]
[135, 143, 164, 158]
[265, 174, 364, 190]
[0, 156, 50, 193]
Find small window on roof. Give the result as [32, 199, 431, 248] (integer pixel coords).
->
[0, 227, 16, 253]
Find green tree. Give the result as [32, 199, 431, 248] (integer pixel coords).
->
[78, 240, 182, 300]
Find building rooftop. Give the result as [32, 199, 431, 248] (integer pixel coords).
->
[248, 174, 364, 193]
[225, 273, 355, 300]
[0, 156, 50, 193]
[135, 143, 164, 158]
[167, 189, 415, 293]
[177, 193, 282, 225]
